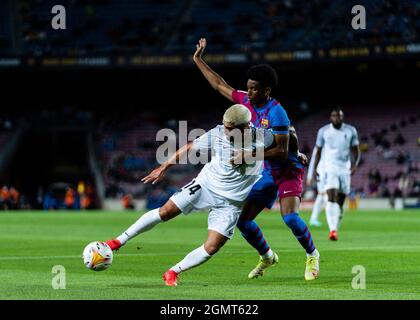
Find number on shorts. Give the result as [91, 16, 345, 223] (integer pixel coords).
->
[183, 179, 196, 189]
[188, 184, 201, 195]
[182, 179, 202, 195]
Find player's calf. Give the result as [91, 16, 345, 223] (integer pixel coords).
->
[164, 231, 227, 286]
[237, 219, 272, 257]
[105, 201, 182, 251]
[282, 212, 316, 254]
[282, 211, 321, 280]
[159, 200, 182, 221]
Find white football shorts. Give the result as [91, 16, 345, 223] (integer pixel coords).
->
[324, 171, 351, 195]
[169, 178, 243, 239]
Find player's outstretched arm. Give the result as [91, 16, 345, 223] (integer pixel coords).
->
[232, 131, 300, 165]
[289, 126, 308, 166]
[261, 133, 289, 161]
[233, 133, 290, 163]
[312, 127, 325, 181]
[141, 142, 193, 184]
[306, 146, 319, 186]
[193, 38, 235, 101]
[312, 146, 322, 181]
[350, 145, 361, 175]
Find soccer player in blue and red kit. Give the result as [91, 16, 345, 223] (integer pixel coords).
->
[193, 38, 320, 280]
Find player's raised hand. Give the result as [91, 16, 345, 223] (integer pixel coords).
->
[193, 38, 207, 61]
[141, 166, 166, 185]
[298, 152, 309, 167]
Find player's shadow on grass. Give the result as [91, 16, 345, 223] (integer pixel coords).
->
[110, 283, 167, 289]
[267, 275, 350, 286]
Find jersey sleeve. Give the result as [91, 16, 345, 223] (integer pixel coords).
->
[231, 90, 248, 104]
[350, 126, 360, 146]
[315, 127, 325, 148]
[270, 105, 290, 135]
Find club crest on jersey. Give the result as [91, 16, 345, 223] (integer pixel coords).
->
[261, 118, 269, 128]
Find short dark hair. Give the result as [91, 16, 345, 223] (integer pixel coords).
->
[246, 64, 278, 89]
[331, 107, 343, 114]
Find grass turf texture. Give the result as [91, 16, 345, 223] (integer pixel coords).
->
[0, 210, 419, 300]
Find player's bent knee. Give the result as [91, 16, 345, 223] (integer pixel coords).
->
[241, 201, 266, 221]
[158, 200, 181, 221]
[327, 189, 339, 203]
[204, 232, 228, 255]
[203, 242, 222, 255]
[236, 219, 253, 234]
[280, 196, 300, 215]
[337, 193, 346, 206]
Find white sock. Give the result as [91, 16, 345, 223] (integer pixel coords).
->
[307, 248, 319, 257]
[116, 208, 162, 245]
[332, 204, 341, 231]
[326, 202, 340, 231]
[310, 194, 325, 222]
[261, 248, 274, 260]
[170, 245, 211, 274]
[338, 206, 344, 227]
[332, 202, 341, 230]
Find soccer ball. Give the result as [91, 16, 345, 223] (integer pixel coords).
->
[82, 241, 113, 271]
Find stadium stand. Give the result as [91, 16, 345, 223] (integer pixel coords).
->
[7, 0, 420, 56]
[17, 0, 184, 55]
[96, 104, 420, 201]
[0, 1, 13, 55]
[167, 0, 335, 52]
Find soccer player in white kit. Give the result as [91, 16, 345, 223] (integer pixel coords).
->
[104, 104, 276, 286]
[311, 108, 360, 241]
[306, 146, 328, 227]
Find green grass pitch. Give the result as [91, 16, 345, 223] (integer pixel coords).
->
[0, 209, 419, 300]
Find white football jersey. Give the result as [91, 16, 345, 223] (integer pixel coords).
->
[192, 125, 274, 202]
[315, 123, 359, 173]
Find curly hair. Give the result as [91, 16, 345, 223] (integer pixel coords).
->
[246, 64, 278, 89]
